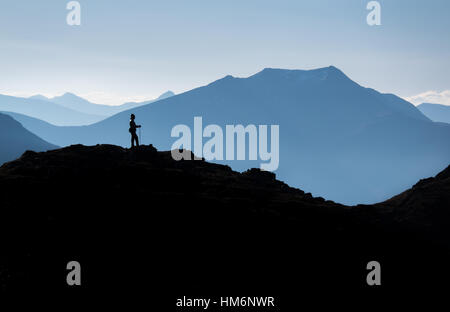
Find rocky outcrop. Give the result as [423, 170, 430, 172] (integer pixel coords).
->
[0, 144, 449, 294]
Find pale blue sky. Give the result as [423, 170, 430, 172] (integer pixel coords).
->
[0, 0, 449, 105]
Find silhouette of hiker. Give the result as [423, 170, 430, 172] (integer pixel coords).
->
[129, 114, 141, 148]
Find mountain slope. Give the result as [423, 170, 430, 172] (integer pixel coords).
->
[0, 113, 58, 164]
[377, 164, 450, 231]
[16, 66, 450, 204]
[418, 103, 450, 123]
[0, 94, 104, 126]
[1, 111, 60, 145]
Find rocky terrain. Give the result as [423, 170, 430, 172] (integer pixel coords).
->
[0, 144, 449, 301]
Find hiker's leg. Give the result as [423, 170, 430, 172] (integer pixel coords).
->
[132, 133, 139, 147]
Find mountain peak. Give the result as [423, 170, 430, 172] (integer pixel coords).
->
[206, 74, 235, 87]
[51, 92, 93, 105]
[259, 65, 341, 73]
[252, 66, 349, 82]
[29, 94, 50, 101]
[218, 74, 235, 81]
[157, 91, 175, 100]
[60, 92, 81, 99]
[327, 65, 339, 71]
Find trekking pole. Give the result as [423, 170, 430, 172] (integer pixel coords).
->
[139, 127, 142, 145]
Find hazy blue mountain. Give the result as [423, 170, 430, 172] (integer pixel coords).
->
[0, 113, 58, 165]
[14, 67, 450, 204]
[0, 91, 175, 127]
[418, 103, 450, 124]
[1, 111, 60, 146]
[50, 92, 113, 116]
[0, 94, 104, 126]
[29, 94, 51, 101]
[42, 91, 175, 117]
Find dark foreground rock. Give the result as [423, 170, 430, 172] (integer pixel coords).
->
[0, 144, 449, 303]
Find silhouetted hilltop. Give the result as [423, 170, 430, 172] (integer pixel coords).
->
[376, 164, 450, 240]
[1, 144, 449, 295]
[0, 144, 341, 213]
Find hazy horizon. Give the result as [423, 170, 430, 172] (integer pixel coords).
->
[2, 66, 449, 107]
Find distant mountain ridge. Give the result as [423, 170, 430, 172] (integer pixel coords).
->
[11, 66, 449, 204]
[1, 91, 176, 151]
[418, 103, 450, 124]
[0, 94, 103, 126]
[0, 91, 175, 126]
[30, 91, 175, 117]
[50, 92, 113, 116]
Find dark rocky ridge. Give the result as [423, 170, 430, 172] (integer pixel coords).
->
[0, 144, 449, 300]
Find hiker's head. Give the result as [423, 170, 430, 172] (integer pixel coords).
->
[130, 114, 135, 120]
